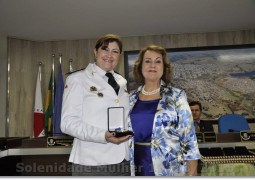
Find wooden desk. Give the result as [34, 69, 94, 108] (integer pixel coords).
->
[201, 163, 255, 176]
[0, 147, 71, 176]
[1, 135, 254, 176]
[198, 140, 255, 176]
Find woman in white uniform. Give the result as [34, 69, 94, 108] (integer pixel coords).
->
[61, 34, 131, 176]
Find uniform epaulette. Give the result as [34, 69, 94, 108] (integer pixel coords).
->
[65, 68, 85, 76]
[114, 71, 120, 75]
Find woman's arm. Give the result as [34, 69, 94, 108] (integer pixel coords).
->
[187, 160, 198, 176]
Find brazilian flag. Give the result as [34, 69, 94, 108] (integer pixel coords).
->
[44, 70, 54, 136]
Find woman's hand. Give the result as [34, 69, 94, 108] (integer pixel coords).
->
[105, 131, 131, 144]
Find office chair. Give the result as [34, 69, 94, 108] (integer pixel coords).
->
[218, 114, 250, 133]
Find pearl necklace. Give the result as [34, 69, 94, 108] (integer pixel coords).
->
[141, 86, 160, 96]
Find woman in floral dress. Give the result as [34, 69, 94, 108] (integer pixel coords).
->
[128, 45, 201, 176]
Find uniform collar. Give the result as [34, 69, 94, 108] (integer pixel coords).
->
[93, 63, 114, 77]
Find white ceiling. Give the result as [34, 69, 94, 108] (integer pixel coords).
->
[0, 0, 255, 41]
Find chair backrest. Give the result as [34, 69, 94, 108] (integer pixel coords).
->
[218, 114, 250, 133]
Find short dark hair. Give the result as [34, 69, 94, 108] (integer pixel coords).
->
[189, 101, 202, 111]
[133, 44, 172, 85]
[94, 34, 123, 53]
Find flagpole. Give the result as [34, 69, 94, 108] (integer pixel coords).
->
[38, 61, 42, 82]
[69, 59, 73, 72]
[52, 54, 55, 136]
[59, 53, 62, 64]
[38, 61, 43, 134]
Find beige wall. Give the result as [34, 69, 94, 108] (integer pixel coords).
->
[7, 30, 255, 137]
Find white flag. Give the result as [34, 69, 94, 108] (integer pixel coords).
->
[33, 66, 45, 137]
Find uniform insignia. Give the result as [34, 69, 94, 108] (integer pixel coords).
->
[65, 84, 68, 88]
[90, 86, 103, 97]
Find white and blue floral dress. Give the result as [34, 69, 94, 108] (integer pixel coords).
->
[128, 82, 201, 176]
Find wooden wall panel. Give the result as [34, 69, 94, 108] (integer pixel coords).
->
[0, 35, 7, 136]
[9, 39, 34, 136]
[7, 30, 255, 136]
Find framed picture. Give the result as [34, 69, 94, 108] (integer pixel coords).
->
[124, 44, 255, 120]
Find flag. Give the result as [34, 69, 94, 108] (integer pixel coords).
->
[53, 62, 64, 136]
[69, 60, 73, 72]
[33, 66, 45, 137]
[44, 70, 54, 136]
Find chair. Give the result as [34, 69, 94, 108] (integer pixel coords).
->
[218, 114, 250, 133]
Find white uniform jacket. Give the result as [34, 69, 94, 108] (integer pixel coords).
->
[61, 63, 130, 166]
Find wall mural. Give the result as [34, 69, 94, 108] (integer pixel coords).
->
[124, 45, 255, 120]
